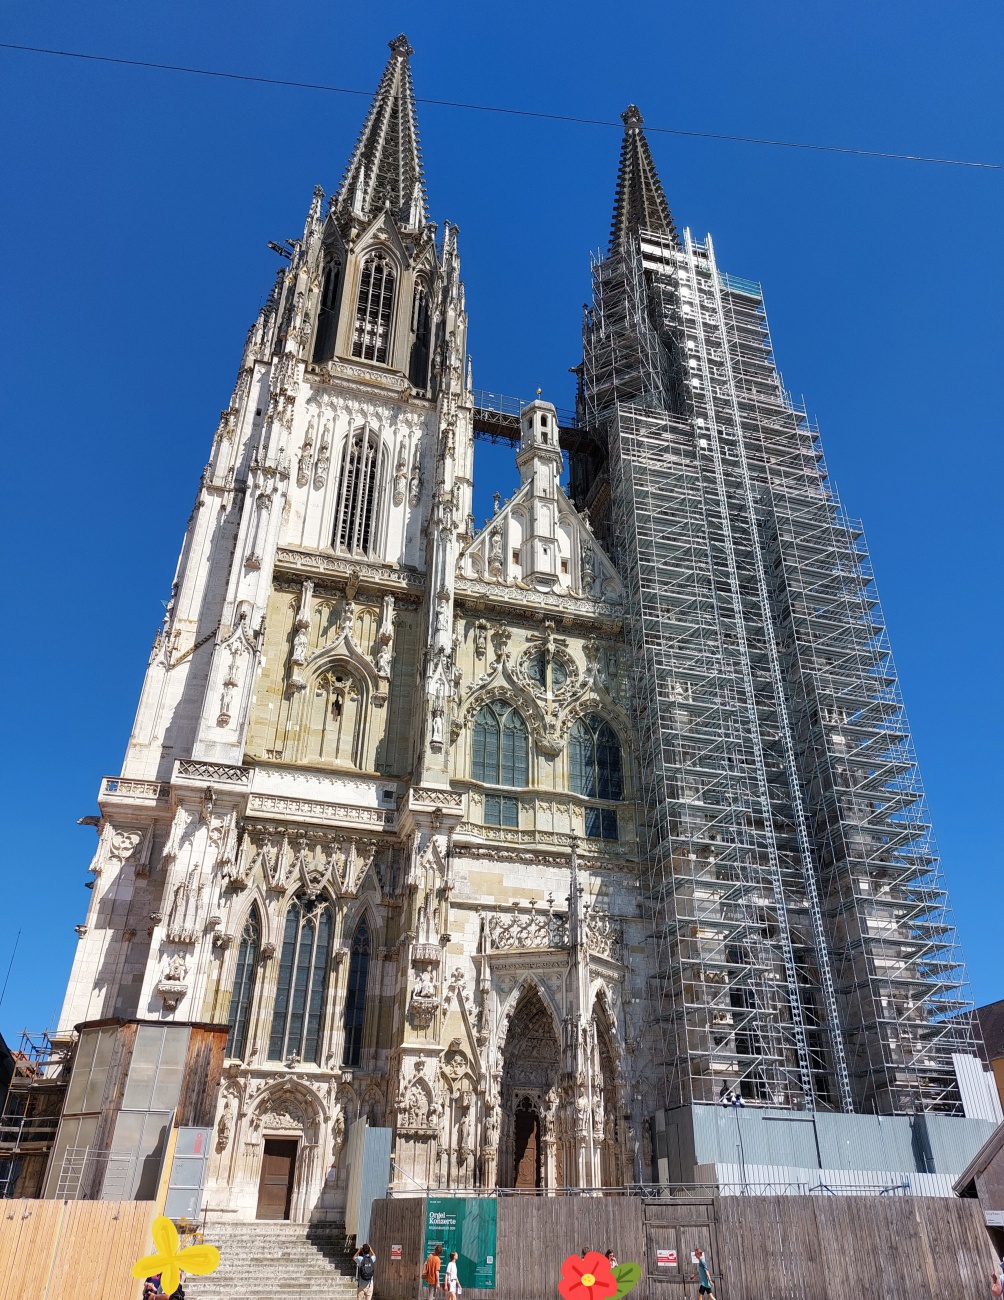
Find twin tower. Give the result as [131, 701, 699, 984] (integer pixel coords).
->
[39, 35, 989, 1218]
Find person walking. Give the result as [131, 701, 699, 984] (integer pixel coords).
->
[354, 1243, 377, 1300]
[423, 1244, 443, 1298]
[445, 1250, 461, 1298]
[691, 1249, 716, 1300]
[605, 1251, 618, 1269]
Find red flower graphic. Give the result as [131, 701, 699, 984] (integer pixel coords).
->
[559, 1252, 618, 1300]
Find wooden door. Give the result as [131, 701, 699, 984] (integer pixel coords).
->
[644, 1197, 724, 1298]
[256, 1139, 298, 1220]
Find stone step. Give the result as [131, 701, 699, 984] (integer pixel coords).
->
[183, 1223, 361, 1300]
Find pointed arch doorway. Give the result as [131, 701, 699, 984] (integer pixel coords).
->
[499, 985, 561, 1190]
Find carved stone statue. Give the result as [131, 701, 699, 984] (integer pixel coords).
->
[216, 1092, 234, 1151]
[292, 626, 309, 665]
[165, 953, 188, 982]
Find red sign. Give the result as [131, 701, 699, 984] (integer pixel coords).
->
[391, 1245, 403, 1261]
[656, 1250, 677, 1268]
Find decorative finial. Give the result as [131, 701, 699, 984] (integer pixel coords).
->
[389, 33, 414, 57]
[621, 104, 643, 128]
[536, 386, 542, 398]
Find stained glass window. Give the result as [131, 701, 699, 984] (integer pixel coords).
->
[472, 703, 529, 787]
[268, 896, 332, 1064]
[226, 907, 260, 1060]
[342, 920, 371, 1067]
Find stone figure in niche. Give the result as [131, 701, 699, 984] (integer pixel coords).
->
[488, 527, 503, 577]
[580, 538, 596, 594]
[313, 433, 331, 489]
[483, 1107, 500, 1150]
[216, 1093, 234, 1151]
[376, 644, 392, 677]
[416, 968, 436, 998]
[292, 625, 309, 666]
[332, 1105, 346, 1157]
[297, 419, 315, 488]
[430, 711, 444, 745]
[165, 953, 188, 982]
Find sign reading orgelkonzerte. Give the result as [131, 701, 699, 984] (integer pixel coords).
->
[424, 1197, 497, 1290]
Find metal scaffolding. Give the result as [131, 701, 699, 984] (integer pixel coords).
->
[580, 225, 976, 1117]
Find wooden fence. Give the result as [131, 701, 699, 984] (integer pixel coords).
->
[0, 1199, 156, 1300]
[371, 1192, 996, 1300]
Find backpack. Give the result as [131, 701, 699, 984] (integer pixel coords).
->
[358, 1255, 375, 1283]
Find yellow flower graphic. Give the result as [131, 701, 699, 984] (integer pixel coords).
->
[131, 1215, 221, 1296]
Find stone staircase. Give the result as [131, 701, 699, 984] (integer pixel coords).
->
[183, 1222, 359, 1300]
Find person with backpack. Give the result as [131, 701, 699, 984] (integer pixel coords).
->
[354, 1243, 377, 1300]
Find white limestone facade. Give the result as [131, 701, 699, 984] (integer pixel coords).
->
[57, 36, 651, 1222]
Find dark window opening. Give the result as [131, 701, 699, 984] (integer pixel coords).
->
[226, 908, 260, 1060]
[569, 714, 623, 800]
[585, 807, 618, 841]
[312, 257, 342, 363]
[334, 431, 381, 555]
[342, 920, 371, 1067]
[484, 794, 519, 828]
[268, 896, 332, 1064]
[408, 284, 431, 390]
[472, 702, 529, 787]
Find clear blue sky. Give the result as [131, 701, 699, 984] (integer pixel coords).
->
[1, 2, 1001, 1038]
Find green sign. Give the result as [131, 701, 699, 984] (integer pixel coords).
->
[424, 1196, 497, 1290]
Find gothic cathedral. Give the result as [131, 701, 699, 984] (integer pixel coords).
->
[58, 36, 641, 1218]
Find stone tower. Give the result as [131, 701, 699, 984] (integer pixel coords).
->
[57, 37, 641, 1218]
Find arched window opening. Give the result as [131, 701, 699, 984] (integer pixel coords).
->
[226, 907, 260, 1060]
[408, 284, 431, 390]
[268, 896, 332, 1064]
[312, 256, 342, 363]
[342, 920, 371, 1067]
[569, 715, 623, 801]
[351, 253, 395, 363]
[472, 702, 529, 788]
[333, 430, 381, 556]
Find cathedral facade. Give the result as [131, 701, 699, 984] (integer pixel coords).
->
[55, 33, 988, 1223]
[58, 37, 641, 1220]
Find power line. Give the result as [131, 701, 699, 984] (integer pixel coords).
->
[0, 929, 21, 1017]
[1, 39, 1001, 171]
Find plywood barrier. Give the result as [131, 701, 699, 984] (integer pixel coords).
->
[371, 1193, 996, 1300]
[0, 1199, 157, 1300]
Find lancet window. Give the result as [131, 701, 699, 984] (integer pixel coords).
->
[333, 429, 382, 556]
[408, 283, 432, 390]
[569, 715, 623, 800]
[312, 255, 342, 363]
[472, 702, 529, 788]
[351, 252, 395, 363]
[225, 907, 260, 1060]
[342, 920, 371, 1067]
[268, 896, 332, 1064]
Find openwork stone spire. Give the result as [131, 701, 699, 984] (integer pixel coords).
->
[335, 34, 429, 233]
[609, 105, 678, 251]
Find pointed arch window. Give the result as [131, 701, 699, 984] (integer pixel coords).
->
[569, 715, 623, 801]
[351, 252, 395, 363]
[312, 255, 342, 363]
[226, 907, 260, 1060]
[408, 283, 431, 390]
[472, 702, 529, 788]
[333, 429, 382, 555]
[342, 920, 371, 1067]
[268, 896, 332, 1064]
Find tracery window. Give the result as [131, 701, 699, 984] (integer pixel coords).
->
[569, 715, 623, 801]
[312, 255, 342, 363]
[351, 252, 395, 363]
[342, 920, 371, 1067]
[333, 430, 382, 556]
[268, 896, 332, 1064]
[526, 651, 568, 692]
[225, 906, 260, 1060]
[472, 702, 529, 788]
